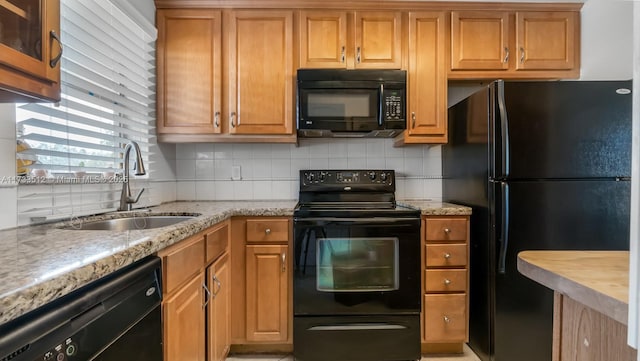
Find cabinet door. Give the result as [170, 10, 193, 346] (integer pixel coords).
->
[157, 10, 222, 134]
[515, 11, 577, 70]
[450, 11, 510, 70]
[0, 0, 60, 101]
[299, 11, 347, 68]
[227, 11, 294, 135]
[246, 244, 288, 342]
[405, 12, 447, 142]
[208, 253, 230, 361]
[164, 272, 206, 361]
[354, 11, 402, 69]
[0, 0, 59, 81]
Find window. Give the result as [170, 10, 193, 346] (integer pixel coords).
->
[15, 0, 156, 221]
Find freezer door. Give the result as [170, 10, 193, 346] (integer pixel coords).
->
[491, 179, 630, 361]
[494, 80, 632, 179]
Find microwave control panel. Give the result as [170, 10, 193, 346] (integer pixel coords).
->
[383, 91, 405, 121]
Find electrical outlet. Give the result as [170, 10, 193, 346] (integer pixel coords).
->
[232, 165, 242, 180]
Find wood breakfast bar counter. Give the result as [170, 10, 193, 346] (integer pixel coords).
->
[517, 251, 637, 361]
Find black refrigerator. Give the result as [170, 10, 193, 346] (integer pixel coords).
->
[442, 80, 632, 361]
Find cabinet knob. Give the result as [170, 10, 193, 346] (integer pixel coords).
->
[265, 228, 271, 235]
[411, 112, 416, 129]
[520, 47, 525, 64]
[341, 46, 346, 63]
[281, 252, 286, 273]
[444, 253, 451, 259]
[212, 274, 222, 298]
[214, 111, 220, 128]
[202, 283, 211, 309]
[503, 47, 509, 63]
[444, 228, 451, 234]
[230, 112, 237, 128]
[356, 47, 361, 64]
[443, 315, 451, 323]
[444, 279, 451, 285]
[49, 30, 63, 68]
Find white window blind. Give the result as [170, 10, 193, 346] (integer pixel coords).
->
[15, 0, 157, 220]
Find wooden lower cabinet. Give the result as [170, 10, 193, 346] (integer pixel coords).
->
[246, 244, 289, 342]
[422, 215, 470, 354]
[208, 253, 231, 361]
[164, 272, 206, 361]
[554, 293, 637, 361]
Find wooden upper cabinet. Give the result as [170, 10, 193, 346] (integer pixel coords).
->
[450, 11, 510, 71]
[396, 11, 447, 145]
[0, 0, 61, 102]
[299, 10, 401, 69]
[227, 10, 294, 135]
[157, 9, 222, 135]
[515, 11, 577, 70]
[449, 9, 580, 79]
[354, 11, 402, 69]
[299, 11, 348, 68]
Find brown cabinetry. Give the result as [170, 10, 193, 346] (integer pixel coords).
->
[160, 235, 207, 361]
[230, 216, 292, 349]
[422, 216, 470, 353]
[157, 9, 222, 135]
[396, 11, 448, 146]
[156, 9, 295, 143]
[449, 10, 579, 79]
[299, 11, 401, 69]
[0, 0, 61, 101]
[159, 220, 231, 361]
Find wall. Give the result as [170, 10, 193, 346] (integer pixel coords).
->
[175, 140, 442, 201]
[0, 0, 634, 229]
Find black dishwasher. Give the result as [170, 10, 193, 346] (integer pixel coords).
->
[0, 256, 163, 361]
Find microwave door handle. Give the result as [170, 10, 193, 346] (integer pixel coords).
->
[378, 84, 384, 126]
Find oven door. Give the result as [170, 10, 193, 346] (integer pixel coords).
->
[293, 217, 421, 316]
[298, 88, 381, 131]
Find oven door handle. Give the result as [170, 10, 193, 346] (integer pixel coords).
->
[295, 217, 419, 223]
[308, 323, 408, 331]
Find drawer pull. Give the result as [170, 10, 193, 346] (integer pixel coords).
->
[202, 283, 211, 309]
[443, 315, 451, 323]
[281, 253, 286, 273]
[444, 279, 451, 285]
[444, 228, 451, 234]
[265, 228, 271, 235]
[444, 253, 452, 259]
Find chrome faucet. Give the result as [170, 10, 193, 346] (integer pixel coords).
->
[118, 141, 146, 211]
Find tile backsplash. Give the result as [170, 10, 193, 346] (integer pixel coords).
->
[175, 138, 442, 201]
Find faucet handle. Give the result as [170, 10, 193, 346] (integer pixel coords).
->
[131, 188, 145, 204]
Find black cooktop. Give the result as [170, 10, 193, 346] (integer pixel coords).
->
[294, 170, 420, 218]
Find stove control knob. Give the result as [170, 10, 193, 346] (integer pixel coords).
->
[380, 172, 388, 182]
[368, 171, 377, 181]
[306, 172, 315, 182]
[319, 172, 326, 181]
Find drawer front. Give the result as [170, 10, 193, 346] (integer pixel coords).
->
[425, 269, 467, 292]
[425, 244, 467, 267]
[206, 222, 229, 263]
[424, 294, 467, 342]
[425, 218, 467, 242]
[246, 218, 290, 243]
[163, 236, 205, 294]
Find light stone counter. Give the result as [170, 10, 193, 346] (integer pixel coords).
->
[398, 200, 472, 216]
[0, 199, 468, 326]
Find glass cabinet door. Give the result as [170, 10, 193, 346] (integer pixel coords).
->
[0, 0, 59, 81]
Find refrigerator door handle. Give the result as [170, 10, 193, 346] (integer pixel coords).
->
[498, 182, 510, 274]
[497, 80, 510, 178]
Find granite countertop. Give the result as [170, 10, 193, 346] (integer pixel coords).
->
[517, 250, 629, 325]
[0, 199, 470, 326]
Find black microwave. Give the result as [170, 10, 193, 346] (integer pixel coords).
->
[297, 69, 406, 138]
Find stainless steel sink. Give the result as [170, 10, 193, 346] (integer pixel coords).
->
[61, 215, 198, 231]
